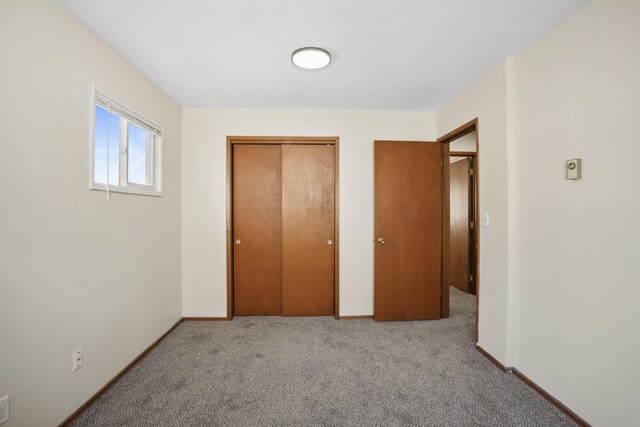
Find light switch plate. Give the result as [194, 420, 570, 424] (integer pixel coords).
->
[481, 213, 490, 228]
[567, 159, 582, 180]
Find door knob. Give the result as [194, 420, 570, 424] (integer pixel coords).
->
[327, 239, 333, 245]
[235, 239, 241, 245]
[377, 237, 385, 244]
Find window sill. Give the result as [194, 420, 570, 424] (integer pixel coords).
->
[90, 183, 163, 197]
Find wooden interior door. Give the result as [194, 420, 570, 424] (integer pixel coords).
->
[233, 145, 282, 315]
[449, 157, 471, 292]
[374, 141, 443, 321]
[282, 145, 335, 316]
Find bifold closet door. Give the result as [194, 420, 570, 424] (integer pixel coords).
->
[282, 145, 335, 316]
[233, 145, 282, 315]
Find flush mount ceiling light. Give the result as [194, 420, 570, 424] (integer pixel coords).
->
[291, 47, 331, 70]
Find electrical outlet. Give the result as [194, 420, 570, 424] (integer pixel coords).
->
[73, 348, 83, 371]
[0, 395, 9, 425]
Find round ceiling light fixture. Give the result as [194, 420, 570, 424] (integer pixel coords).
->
[291, 47, 331, 70]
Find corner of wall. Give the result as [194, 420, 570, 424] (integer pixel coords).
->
[504, 56, 518, 368]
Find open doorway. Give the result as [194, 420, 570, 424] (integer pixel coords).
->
[438, 120, 479, 341]
[450, 153, 476, 295]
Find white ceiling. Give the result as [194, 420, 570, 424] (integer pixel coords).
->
[57, 0, 589, 110]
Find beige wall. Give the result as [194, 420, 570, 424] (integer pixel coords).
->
[450, 131, 477, 152]
[182, 109, 436, 317]
[513, 0, 639, 424]
[0, 1, 183, 426]
[438, 0, 640, 424]
[3, 0, 637, 425]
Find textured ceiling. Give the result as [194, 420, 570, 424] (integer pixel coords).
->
[57, 0, 589, 110]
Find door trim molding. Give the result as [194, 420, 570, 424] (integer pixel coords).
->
[450, 151, 476, 157]
[437, 119, 477, 144]
[226, 136, 340, 319]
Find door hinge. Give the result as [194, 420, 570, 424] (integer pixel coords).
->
[469, 275, 474, 282]
[470, 222, 474, 229]
[469, 168, 474, 176]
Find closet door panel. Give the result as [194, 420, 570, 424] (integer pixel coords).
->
[282, 145, 335, 316]
[233, 145, 282, 315]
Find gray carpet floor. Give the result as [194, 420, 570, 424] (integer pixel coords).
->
[72, 288, 575, 426]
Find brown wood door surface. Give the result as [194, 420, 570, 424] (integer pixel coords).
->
[233, 145, 282, 315]
[282, 145, 335, 316]
[374, 141, 442, 321]
[449, 157, 471, 293]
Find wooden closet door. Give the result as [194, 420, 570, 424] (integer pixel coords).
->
[233, 145, 282, 315]
[282, 145, 335, 316]
[449, 157, 470, 292]
[374, 141, 442, 321]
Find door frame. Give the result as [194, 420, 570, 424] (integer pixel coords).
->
[226, 136, 340, 320]
[437, 119, 480, 341]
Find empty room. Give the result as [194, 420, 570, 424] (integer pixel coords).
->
[1, 0, 639, 426]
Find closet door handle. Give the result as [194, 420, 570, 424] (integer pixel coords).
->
[327, 239, 333, 245]
[235, 239, 241, 245]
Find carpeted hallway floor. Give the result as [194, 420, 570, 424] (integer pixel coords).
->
[72, 288, 575, 426]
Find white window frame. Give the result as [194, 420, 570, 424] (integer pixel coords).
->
[90, 84, 163, 197]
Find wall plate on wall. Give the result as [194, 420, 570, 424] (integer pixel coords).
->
[566, 159, 582, 180]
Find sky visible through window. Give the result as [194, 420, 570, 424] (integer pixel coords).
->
[128, 122, 149, 185]
[94, 106, 119, 185]
[94, 106, 149, 186]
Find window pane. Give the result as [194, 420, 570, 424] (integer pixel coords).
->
[127, 122, 151, 186]
[94, 105, 120, 185]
